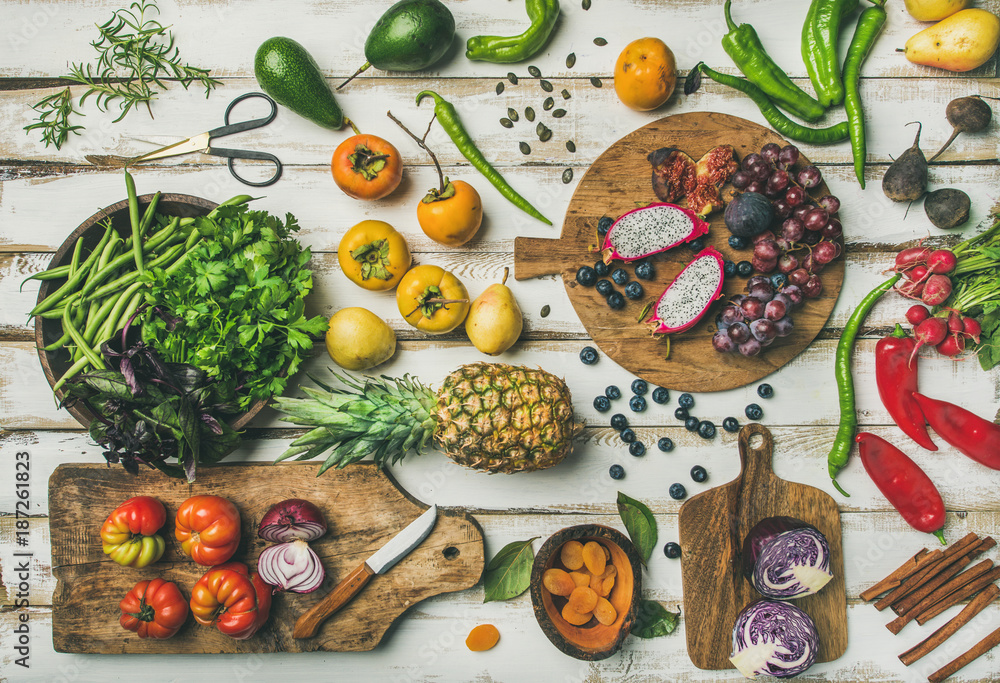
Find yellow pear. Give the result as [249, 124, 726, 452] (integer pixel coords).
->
[325, 307, 396, 370]
[465, 268, 523, 356]
[903, 9, 1000, 72]
[904, 0, 969, 22]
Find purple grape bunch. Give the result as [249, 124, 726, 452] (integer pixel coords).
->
[713, 277, 803, 357]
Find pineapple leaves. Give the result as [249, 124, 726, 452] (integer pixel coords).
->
[483, 538, 539, 603]
[617, 492, 657, 566]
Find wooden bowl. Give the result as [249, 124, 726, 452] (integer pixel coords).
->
[34, 194, 268, 431]
[529, 524, 643, 661]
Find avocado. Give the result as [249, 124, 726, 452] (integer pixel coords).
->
[254, 37, 344, 130]
[366, 0, 455, 71]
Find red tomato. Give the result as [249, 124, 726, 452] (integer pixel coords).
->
[119, 578, 189, 639]
[189, 562, 271, 640]
[174, 495, 241, 566]
[331, 134, 403, 200]
[100, 496, 167, 568]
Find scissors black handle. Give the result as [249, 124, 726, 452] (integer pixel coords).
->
[206, 92, 282, 187]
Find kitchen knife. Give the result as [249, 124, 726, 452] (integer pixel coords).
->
[293, 504, 438, 639]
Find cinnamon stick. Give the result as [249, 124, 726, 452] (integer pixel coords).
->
[928, 621, 1000, 682]
[898, 584, 1000, 666]
[861, 548, 935, 601]
[886, 557, 971, 634]
[906, 560, 994, 624]
[874, 535, 982, 611]
[917, 564, 1000, 626]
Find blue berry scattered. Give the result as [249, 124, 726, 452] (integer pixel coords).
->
[593, 396, 611, 412]
[724, 260, 737, 277]
[605, 385, 621, 400]
[657, 437, 674, 452]
[597, 216, 613, 235]
[690, 465, 708, 483]
[594, 260, 610, 277]
[678, 393, 695, 409]
[663, 542, 681, 559]
[620, 428, 636, 444]
[698, 420, 716, 439]
[728, 235, 748, 249]
[770, 273, 788, 289]
[651, 387, 669, 404]
[674, 407, 689, 421]
[631, 379, 648, 395]
[629, 395, 647, 412]
[576, 266, 597, 286]
[607, 292, 626, 310]
[669, 483, 687, 500]
[634, 261, 654, 280]
[609, 464, 625, 480]
[611, 268, 629, 285]
[757, 383, 774, 399]
[579, 346, 599, 365]
[595, 279, 614, 297]
[684, 416, 700, 432]
[610, 413, 628, 431]
[745, 403, 764, 421]
[722, 417, 740, 433]
[624, 281, 644, 299]
[736, 260, 753, 277]
[629, 441, 646, 456]
[689, 237, 706, 252]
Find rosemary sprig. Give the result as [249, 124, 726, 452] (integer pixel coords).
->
[24, 0, 220, 149]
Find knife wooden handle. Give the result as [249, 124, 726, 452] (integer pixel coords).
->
[293, 562, 375, 639]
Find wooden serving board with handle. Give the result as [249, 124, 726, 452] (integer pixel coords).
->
[514, 112, 844, 392]
[677, 423, 847, 669]
[48, 463, 484, 653]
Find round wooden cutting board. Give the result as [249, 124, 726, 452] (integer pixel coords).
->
[514, 112, 844, 392]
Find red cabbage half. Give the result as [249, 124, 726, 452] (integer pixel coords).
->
[743, 517, 833, 600]
[730, 599, 819, 679]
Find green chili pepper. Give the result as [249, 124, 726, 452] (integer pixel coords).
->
[802, 0, 859, 107]
[416, 90, 552, 225]
[124, 168, 144, 274]
[722, 0, 825, 122]
[694, 64, 850, 145]
[466, 0, 560, 63]
[828, 273, 900, 497]
[843, 0, 887, 189]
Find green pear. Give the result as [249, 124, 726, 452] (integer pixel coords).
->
[465, 268, 523, 356]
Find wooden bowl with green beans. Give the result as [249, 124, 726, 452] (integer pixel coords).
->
[33, 193, 268, 431]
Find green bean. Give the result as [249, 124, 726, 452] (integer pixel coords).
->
[52, 356, 91, 395]
[98, 281, 143, 344]
[43, 305, 85, 352]
[20, 264, 72, 291]
[116, 290, 144, 332]
[85, 243, 184, 301]
[138, 191, 161, 238]
[29, 221, 113, 316]
[62, 303, 105, 370]
[125, 169, 144, 274]
[166, 240, 203, 275]
[68, 237, 84, 280]
[79, 218, 181, 299]
[83, 293, 121, 345]
[97, 232, 121, 273]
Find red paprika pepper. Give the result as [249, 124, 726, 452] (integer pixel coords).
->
[875, 324, 937, 451]
[856, 432, 946, 544]
[912, 393, 1000, 470]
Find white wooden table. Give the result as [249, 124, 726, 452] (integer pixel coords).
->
[2, 0, 1000, 680]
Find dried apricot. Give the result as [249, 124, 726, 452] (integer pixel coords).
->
[568, 586, 599, 614]
[561, 601, 593, 626]
[543, 568, 575, 597]
[590, 571, 614, 597]
[570, 571, 591, 587]
[602, 544, 611, 561]
[594, 597, 618, 625]
[466, 624, 500, 651]
[583, 541, 607, 575]
[560, 540, 584, 571]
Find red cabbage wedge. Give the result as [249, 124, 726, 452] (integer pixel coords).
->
[730, 599, 819, 679]
[742, 516, 833, 600]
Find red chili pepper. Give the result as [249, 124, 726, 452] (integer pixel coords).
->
[912, 393, 1000, 470]
[875, 324, 937, 451]
[856, 432, 946, 544]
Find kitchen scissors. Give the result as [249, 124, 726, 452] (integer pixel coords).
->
[130, 91, 283, 187]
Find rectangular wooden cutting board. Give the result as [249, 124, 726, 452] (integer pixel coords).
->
[48, 463, 484, 653]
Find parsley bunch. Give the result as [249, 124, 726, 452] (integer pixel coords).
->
[140, 204, 328, 410]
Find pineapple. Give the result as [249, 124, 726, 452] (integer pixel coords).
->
[273, 362, 584, 474]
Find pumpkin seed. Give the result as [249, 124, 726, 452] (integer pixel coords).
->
[594, 37, 608, 46]
[528, 65, 542, 78]
[500, 118, 513, 128]
[582, 0, 591, 9]
[540, 305, 551, 318]
[543, 97, 554, 111]
[519, 141, 531, 155]
[566, 53, 576, 69]
[552, 108, 567, 118]
[525, 107, 535, 121]
[591, 77, 603, 88]
[540, 79, 553, 92]
[561, 89, 571, 100]
[566, 140, 576, 153]
[562, 168, 573, 184]
[507, 107, 519, 122]
[536, 122, 546, 136]
[539, 128, 553, 142]
[507, 72, 518, 84]
[496, 82, 505, 95]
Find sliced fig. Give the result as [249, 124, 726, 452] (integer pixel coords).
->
[695, 144, 739, 187]
[648, 147, 697, 203]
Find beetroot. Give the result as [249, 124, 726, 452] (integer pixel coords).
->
[905, 305, 930, 326]
[926, 249, 958, 274]
[910, 316, 948, 366]
[921, 274, 953, 306]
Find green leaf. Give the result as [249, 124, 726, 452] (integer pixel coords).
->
[631, 600, 680, 639]
[483, 537, 538, 603]
[617, 491, 657, 565]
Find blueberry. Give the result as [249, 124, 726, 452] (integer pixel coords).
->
[611, 268, 629, 285]
[745, 403, 764, 421]
[629, 441, 646, 456]
[757, 383, 774, 399]
[634, 261, 654, 280]
[697, 420, 716, 439]
[684, 416, 700, 432]
[728, 235, 748, 250]
[620, 428, 636, 444]
[609, 464, 625, 480]
[657, 437, 674, 452]
[652, 387, 669, 404]
[722, 416, 740, 433]
[594, 260, 610, 277]
[576, 266, 597, 286]
[690, 465, 708, 483]
[674, 406, 689, 421]
[736, 260, 753, 277]
[579, 346, 599, 365]
[631, 379, 648, 395]
[689, 237, 706, 252]
[663, 542, 681, 559]
[629, 395, 647, 412]
[607, 292, 626, 310]
[678, 393, 695, 409]
[605, 385, 621, 400]
[724, 260, 737, 277]
[624, 281, 644, 299]
[593, 396, 611, 412]
[597, 216, 613, 235]
[669, 483, 687, 500]
[610, 413, 628, 431]
[770, 273, 788, 289]
[595, 279, 614, 297]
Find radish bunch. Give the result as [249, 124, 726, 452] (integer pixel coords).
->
[890, 246, 957, 306]
[906, 304, 982, 360]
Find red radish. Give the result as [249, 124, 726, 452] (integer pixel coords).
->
[894, 246, 932, 272]
[926, 249, 958, 274]
[963, 316, 982, 343]
[936, 333, 966, 357]
[921, 274, 953, 306]
[905, 305, 930, 326]
[910, 316, 948, 366]
[947, 311, 964, 334]
[904, 264, 929, 282]
[896, 279, 925, 299]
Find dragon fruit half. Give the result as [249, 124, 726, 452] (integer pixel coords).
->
[598, 203, 709, 265]
[646, 247, 725, 335]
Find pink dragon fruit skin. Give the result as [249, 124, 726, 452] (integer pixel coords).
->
[599, 202, 709, 265]
[647, 247, 726, 335]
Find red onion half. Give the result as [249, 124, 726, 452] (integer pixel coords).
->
[258, 540, 325, 593]
[258, 499, 327, 543]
